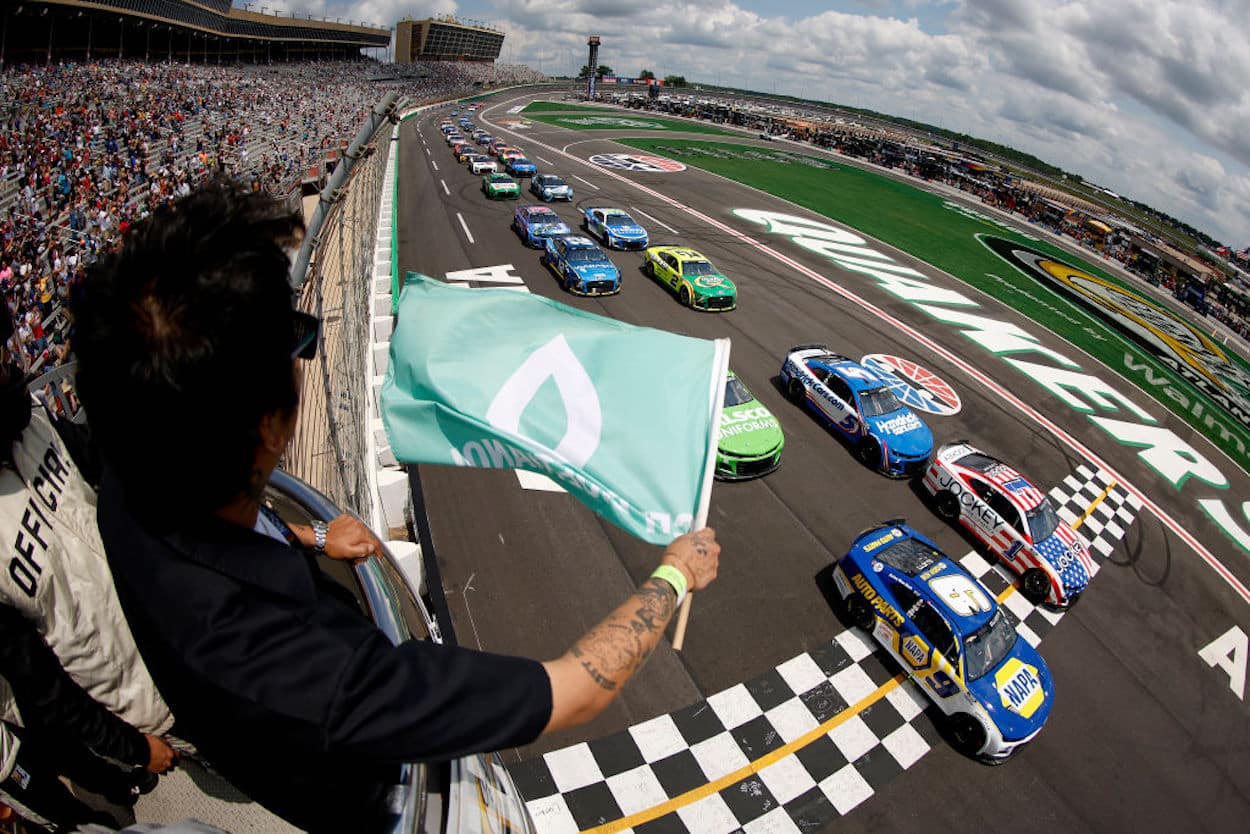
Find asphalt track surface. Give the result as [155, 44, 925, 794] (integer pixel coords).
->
[395, 89, 1250, 832]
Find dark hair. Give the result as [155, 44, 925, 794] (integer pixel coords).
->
[69, 179, 305, 516]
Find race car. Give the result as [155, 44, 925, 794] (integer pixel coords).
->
[476, 132, 495, 146]
[779, 345, 933, 477]
[512, 205, 571, 248]
[497, 147, 525, 163]
[487, 139, 508, 155]
[445, 132, 465, 146]
[716, 370, 783, 480]
[921, 442, 1094, 607]
[481, 172, 520, 200]
[530, 174, 574, 202]
[642, 246, 736, 311]
[505, 157, 537, 178]
[830, 522, 1054, 762]
[541, 235, 621, 296]
[453, 144, 476, 163]
[467, 155, 498, 174]
[584, 207, 649, 250]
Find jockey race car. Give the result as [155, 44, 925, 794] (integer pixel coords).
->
[831, 522, 1055, 762]
[921, 442, 1093, 607]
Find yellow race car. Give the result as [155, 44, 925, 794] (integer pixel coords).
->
[642, 246, 737, 311]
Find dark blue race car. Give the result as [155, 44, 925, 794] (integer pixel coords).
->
[780, 344, 934, 477]
[511, 205, 572, 248]
[541, 235, 621, 296]
[506, 157, 537, 178]
[831, 522, 1055, 761]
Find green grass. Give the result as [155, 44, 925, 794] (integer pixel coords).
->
[521, 101, 616, 114]
[524, 112, 737, 136]
[618, 137, 1250, 473]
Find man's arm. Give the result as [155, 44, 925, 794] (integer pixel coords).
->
[541, 527, 720, 734]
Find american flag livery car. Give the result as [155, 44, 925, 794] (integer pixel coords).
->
[779, 345, 933, 477]
[921, 442, 1093, 607]
[832, 522, 1054, 762]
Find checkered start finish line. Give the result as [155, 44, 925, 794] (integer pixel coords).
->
[507, 466, 1143, 834]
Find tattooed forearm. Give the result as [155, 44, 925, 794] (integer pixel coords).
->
[569, 578, 678, 692]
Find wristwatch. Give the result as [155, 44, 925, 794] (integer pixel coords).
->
[311, 520, 328, 554]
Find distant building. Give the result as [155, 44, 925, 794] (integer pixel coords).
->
[394, 16, 504, 63]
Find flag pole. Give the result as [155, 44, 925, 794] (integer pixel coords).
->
[672, 337, 731, 651]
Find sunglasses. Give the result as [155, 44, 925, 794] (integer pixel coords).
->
[291, 311, 320, 360]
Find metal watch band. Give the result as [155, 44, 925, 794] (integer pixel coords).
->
[312, 520, 328, 554]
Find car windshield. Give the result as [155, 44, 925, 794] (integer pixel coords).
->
[524, 209, 554, 221]
[872, 537, 942, 575]
[956, 452, 1001, 472]
[1026, 499, 1061, 543]
[962, 609, 1018, 681]
[859, 387, 904, 418]
[543, 177, 567, 187]
[565, 247, 602, 263]
[606, 214, 635, 227]
[682, 260, 716, 276]
[723, 377, 754, 407]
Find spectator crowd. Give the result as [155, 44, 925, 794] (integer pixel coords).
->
[0, 58, 546, 374]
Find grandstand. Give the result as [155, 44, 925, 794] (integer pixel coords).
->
[394, 15, 504, 64]
[0, 1, 390, 64]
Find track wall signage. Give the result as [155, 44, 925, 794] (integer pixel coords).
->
[731, 208, 1250, 560]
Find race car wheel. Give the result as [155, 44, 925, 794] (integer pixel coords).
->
[1020, 568, 1051, 604]
[948, 713, 987, 757]
[856, 438, 882, 469]
[680, 285, 693, 307]
[846, 594, 876, 632]
[786, 378, 806, 405]
[935, 491, 960, 521]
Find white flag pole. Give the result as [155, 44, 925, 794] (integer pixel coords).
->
[672, 337, 731, 652]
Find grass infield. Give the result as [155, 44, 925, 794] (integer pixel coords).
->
[524, 112, 737, 136]
[521, 101, 622, 114]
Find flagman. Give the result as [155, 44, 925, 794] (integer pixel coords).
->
[68, 179, 722, 834]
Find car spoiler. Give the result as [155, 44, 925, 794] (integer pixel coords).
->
[789, 343, 831, 353]
[851, 518, 907, 540]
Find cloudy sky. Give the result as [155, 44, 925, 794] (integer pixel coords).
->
[261, 0, 1250, 246]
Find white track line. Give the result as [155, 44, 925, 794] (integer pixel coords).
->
[574, 175, 601, 190]
[440, 179, 450, 196]
[536, 155, 553, 165]
[480, 99, 1250, 607]
[630, 206, 678, 234]
[431, 159, 439, 171]
[456, 212, 475, 244]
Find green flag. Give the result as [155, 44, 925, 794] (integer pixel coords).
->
[381, 273, 730, 545]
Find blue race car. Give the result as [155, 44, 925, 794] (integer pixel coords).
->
[511, 205, 572, 249]
[831, 522, 1054, 762]
[530, 174, 574, 202]
[506, 157, 537, 178]
[780, 344, 933, 477]
[583, 207, 649, 250]
[476, 132, 494, 146]
[541, 235, 621, 296]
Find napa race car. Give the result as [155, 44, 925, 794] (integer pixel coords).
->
[779, 345, 933, 477]
[831, 522, 1054, 762]
[921, 442, 1093, 607]
[643, 246, 736, 311]
[454, 144, 477, 163]
[716, 371, 783, 480]
[530, 174, 574, 202]
[481, 172, 520, 200]
[512, 205, 572, 248]
[584, 207, 649, 250]
[506, 157, 537, 177]
[467, 155, 497, 174]
[541, 235, 621, 296]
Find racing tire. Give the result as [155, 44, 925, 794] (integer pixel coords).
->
[680, 285, 693, 307]
[856, 437, 882, 470]
[1020, 568, 1051, 605]
[948, 714, 987, 758]
[934, 491, 960, 521]
[846, 594, 876, 633]
[786, 378, 806, 405]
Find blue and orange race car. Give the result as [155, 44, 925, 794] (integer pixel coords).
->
[780, 345, 933, 477]
[831, 522, 1055, 762]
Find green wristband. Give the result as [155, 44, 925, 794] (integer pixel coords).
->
[650, 564, 688, 606]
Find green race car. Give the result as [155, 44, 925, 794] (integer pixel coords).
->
[716, 370, 783, 479]
[643, 246, 737, 311]
[482, 172, 520, 200]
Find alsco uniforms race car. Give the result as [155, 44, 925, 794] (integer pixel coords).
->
[921, 442, 1094, 607]
[716, 371, 783, 480]
[541, 235, 621, 296]
[643, 246, 737, 311]
[831, 523, 1055, 762]
[583, 207, 649, 250]
[512, 205, 571, 248]
[481, 172, 520, 200]
[780, 345, 933, 477]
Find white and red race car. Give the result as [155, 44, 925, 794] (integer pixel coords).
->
[920, 442, 1093, 607]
